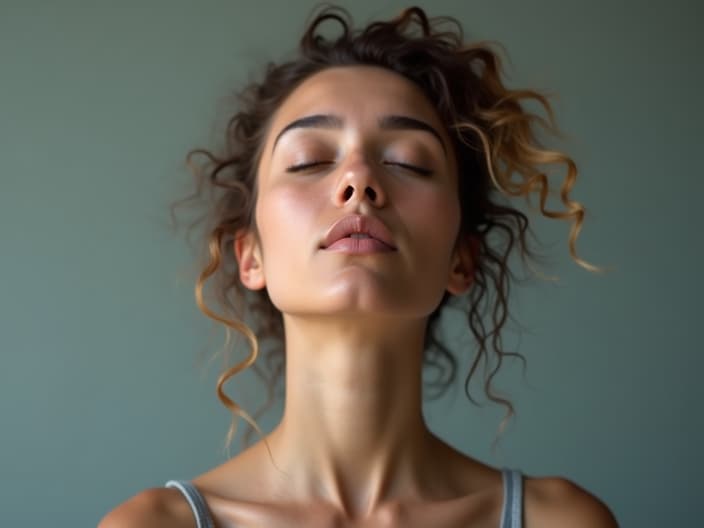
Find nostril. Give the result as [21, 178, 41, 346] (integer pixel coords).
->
[343, 185, 376, 201]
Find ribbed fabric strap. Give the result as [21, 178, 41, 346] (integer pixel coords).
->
[500, 468, 523, 528]
[165, 480, 215, 528]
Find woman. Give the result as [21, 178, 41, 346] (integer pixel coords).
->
[100, 4, 617, 527]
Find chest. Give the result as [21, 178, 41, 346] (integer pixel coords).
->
[206, 490, 505, 528]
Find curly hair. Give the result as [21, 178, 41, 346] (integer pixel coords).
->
[169, 3, 604, 458]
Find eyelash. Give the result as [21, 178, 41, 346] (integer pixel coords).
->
[285, 160, 433, 176]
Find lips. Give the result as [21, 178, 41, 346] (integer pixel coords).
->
[320, 214, 396, 250]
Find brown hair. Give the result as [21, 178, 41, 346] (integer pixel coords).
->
[170, 3, 604, 457]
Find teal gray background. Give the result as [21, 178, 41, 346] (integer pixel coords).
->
[1, 1, 701, 526]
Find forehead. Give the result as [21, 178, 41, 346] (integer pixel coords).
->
[266, 65, 446, 138]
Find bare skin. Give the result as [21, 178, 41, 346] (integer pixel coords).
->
[99, 66, 618, 527]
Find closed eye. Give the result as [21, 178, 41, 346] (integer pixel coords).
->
[383, 161, 433, 176]
[285, 160, 332, 172]
[285, 160, 432, 176]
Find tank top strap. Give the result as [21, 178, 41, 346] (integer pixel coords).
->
[499, 467, 524, 528]
[165, 480, 216, 528]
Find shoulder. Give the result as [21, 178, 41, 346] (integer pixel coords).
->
[524, 475, 619, 528]
[97, 487, 194, 528]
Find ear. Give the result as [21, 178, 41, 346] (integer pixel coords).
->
[446, 233, 480, 296]
[233, 228, 266, 290]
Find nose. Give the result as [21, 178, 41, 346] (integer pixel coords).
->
[333, 155, 387, 208]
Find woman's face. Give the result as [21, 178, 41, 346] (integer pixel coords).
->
[237, 65, 471, 322]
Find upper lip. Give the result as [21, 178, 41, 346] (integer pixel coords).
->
[320, 214, 397, 250]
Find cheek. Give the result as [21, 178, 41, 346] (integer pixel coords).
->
[401, 187, 460, 253]
[394, 186, 461, 310]
[255, 184, 323, 263]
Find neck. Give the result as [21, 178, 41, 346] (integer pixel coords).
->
[265, 313, 438, 516]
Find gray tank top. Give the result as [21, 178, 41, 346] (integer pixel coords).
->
[165, 467, 523, 528]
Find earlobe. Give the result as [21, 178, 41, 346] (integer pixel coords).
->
[446, 233, 480, 296]
[234, 229, 266, 290]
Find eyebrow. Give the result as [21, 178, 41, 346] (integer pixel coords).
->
[271, 113, 447, 156]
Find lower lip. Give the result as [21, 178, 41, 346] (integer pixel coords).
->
[323, 237, 396, 253]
